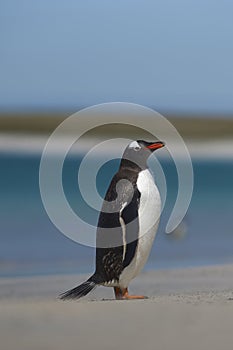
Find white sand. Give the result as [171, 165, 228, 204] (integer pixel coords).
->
[0, 132, 233, 159]
[1, 264, 233, 350]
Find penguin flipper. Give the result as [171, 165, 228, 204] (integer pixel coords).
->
[96, 176, 141, 280]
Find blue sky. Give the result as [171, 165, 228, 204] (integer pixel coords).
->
[1, 0, 233, 113]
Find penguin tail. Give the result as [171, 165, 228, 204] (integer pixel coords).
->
[60, 275, 98, 300]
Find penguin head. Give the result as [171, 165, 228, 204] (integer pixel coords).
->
[121, 140, 165, 170]
[130, 140, 165, 152]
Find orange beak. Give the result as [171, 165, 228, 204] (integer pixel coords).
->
[146, 141, 165, 151]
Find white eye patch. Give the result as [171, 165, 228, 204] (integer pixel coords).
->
[129, 141, 141, 149]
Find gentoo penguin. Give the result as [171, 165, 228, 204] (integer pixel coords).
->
[60, 140, 165, 300]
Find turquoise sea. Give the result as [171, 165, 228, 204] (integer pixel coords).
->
[0, 152, 232, 277]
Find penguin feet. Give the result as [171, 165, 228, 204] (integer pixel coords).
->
[114, 287, 148, 300]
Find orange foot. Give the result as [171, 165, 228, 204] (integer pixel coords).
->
[114, 287, 148, 300]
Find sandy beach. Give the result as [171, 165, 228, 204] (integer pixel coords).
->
[1, 264, 233, 350]
[1, 132, 233, 160]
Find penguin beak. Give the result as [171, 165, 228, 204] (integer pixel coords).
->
[146, 141, 165, 151]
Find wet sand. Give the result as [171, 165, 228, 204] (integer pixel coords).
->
[1, 264, 233, 350]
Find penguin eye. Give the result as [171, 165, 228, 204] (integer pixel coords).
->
[134, 146, 140, 151]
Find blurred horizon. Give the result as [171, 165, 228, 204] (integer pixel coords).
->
[0, 112, 233, 140]
[1, 109, 233, 118]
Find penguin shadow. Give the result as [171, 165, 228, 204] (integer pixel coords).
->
[86, 296, 150, 302]
[59, 292, 150, 303]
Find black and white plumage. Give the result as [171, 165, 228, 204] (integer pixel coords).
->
[60, 140, 165, 300]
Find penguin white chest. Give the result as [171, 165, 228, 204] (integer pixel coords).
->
[119, 169, 161, 287]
